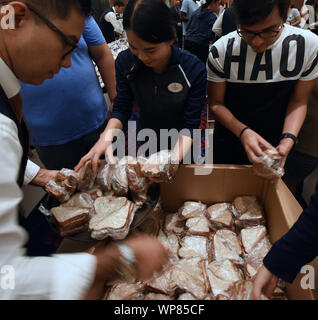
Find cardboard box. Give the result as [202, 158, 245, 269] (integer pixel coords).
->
[160, 164, 318, 300]
[59, 164, 318, 300]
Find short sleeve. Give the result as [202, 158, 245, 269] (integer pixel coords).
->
[293, 8, 301, 18]
[83, 16, 106, 47]
[206, 40, 226, 82]
[300, 33, 318, 81]
[180, 0, 188, 14]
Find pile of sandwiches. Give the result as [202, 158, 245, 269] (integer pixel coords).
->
[104, 196, 287, 300]
[45, 150, 179, 239]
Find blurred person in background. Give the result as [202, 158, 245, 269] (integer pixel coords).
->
[184, 0, 219, 63]
[212, 3, 237, 38]
[180, 0, 199, 47]
[170, 0, 183, 47]
[99, 1, 125, 42]
[286, 4, 301, 27]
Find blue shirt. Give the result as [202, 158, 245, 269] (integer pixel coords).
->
[181, 0, 199, 36]
[21, 16, 108, 146]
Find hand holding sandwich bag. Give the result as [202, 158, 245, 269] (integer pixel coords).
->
[84, 234, 168, 299]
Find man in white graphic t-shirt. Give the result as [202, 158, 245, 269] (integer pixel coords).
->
[207, 0, 318, 169]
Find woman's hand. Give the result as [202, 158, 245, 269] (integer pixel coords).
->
[240, 128, 273, 163]
[74, 137, 115, 175]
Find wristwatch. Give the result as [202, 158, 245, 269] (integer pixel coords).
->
[280, 133, 298, 146]
[116, 242, 138, 281]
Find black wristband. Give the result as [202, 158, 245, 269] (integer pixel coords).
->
[239, 126, 250, 140]
[280, 133, 298, 146]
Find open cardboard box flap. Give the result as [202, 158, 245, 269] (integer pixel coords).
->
[58, 165, 318, 300]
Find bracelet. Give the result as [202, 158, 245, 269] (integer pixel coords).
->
[239, 126, 250, 140]
[280, 133, 298, 146]
[116, 242, 138, 281]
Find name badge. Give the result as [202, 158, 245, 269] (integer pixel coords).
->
[168, 82, 183, 93]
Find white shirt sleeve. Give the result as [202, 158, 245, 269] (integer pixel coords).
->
[207, 39, 227, 83]
[300, 32, 318, 81]
[212, 11, 224, 37]
[23, 160, 40, 186]
[0, 114, 96, 300]
[105, 11, 123, 35]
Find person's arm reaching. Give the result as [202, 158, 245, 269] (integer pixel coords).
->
[75, 118, 123, 174]
[208, 81, 272, 163]
[75, 51, 134, 173]
[253, 182, 318, 299]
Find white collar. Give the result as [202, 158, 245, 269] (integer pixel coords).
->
[0, 57, 21, 99]
[112, 6, 117, 13]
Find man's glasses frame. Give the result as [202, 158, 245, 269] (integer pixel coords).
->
[26, 3, 78, 59]
[237, 23, 284, 40]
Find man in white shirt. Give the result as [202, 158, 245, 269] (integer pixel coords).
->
[207, 0, 318, 169]
[218, 0, 228, 16]
[99, 1, 125, 43]
[0, 0, 167, 300]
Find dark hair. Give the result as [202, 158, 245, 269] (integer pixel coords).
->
[203, 0, 220, 8]
[123, 0, 176, 43]
[0, 0, 92, 18]
[233, 0, 290, 26]
[114, 1, 125, 7]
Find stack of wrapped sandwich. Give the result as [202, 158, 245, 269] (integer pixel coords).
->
[103, 196, 288, 300]
[45, 150, 179, 240]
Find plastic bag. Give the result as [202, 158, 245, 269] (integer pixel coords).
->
[78, 160, 96, 191]
[110, 157, 129, 196]
[126, 157, 151, 206]
[96, 160, 112, 192]
[140, 150, 179, 182]
[232, 196, 266, 230]
[178, 201, 207, 220]
[253, 149, 285, 180]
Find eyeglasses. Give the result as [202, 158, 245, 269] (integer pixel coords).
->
[237, 23, 283, 40]
[26, 3, 78, 59]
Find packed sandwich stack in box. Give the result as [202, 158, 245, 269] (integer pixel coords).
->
[103, 196, 288, 300]
[44, 151, 179, 240]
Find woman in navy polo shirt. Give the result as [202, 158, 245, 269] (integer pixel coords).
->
[76, 0, 207, 173]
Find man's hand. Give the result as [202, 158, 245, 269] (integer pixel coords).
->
[240, 129, 273, 163]
[84, 235, 169, 299]
[125, 235, 169, 281]
[30, 168, 59, 187]
[276, 138, 295, 169]
[252, 265, 278, 300]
